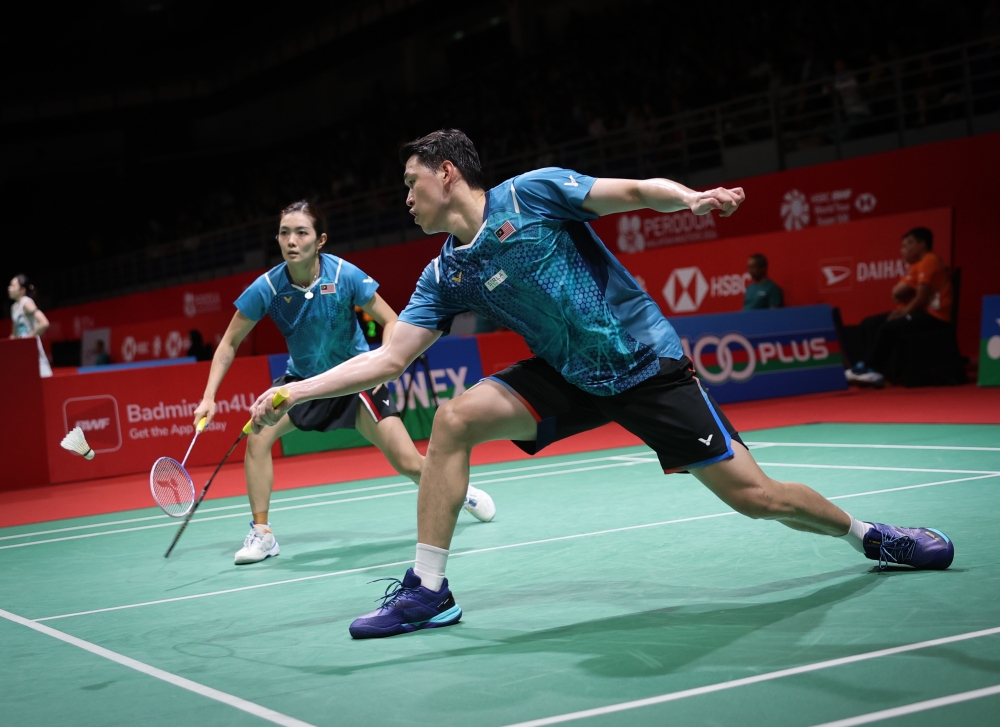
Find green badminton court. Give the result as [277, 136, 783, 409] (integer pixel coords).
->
[2, 422, 1000, 727]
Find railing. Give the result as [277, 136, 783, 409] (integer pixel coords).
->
[42, 35, 1000, 307]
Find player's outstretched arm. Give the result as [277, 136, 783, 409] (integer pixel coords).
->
[582, 177, 745, 218]
[250, 322, 441, 430]
[193, 311, 257, 426]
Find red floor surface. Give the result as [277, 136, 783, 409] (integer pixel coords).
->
[3, 383, 998, 528]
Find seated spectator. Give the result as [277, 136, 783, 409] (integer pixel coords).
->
[93, 339, 111, 366]
[743, 253, 784, 310]
[846, 227, 952, 386]
[186, 329, 214, 362]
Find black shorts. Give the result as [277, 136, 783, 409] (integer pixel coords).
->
[489, 356, 744, 473]
[274, 375, 400, 433]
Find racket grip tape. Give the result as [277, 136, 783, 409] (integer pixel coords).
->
[242, 387, 291, 435]
[196, 417, 208, 433]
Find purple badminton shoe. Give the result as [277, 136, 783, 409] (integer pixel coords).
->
[862, 523, 954, 570]
[350, 568, 462, 639]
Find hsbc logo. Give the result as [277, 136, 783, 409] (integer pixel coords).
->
[663, 267, 709, 313]
[63, 395, 122, 453]
[854, 192, 877, 213]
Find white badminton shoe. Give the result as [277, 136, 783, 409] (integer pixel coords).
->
[234, 522, 280, 565]
[463, 485, 496, 522]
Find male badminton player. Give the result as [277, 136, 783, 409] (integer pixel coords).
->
[194, 200, 496, 565]
[250, 131, 954, 637]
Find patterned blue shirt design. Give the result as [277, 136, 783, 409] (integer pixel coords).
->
[235, 255, 378, 379]
[400, 167, 684, 396]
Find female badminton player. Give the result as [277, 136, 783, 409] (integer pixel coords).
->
[193, 200, 495, 565]
[8, 274, 52, 378]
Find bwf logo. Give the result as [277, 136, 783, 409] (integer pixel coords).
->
[63, 395, 122, 453]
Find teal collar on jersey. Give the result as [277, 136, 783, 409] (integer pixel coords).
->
[279, 255, 342, 296]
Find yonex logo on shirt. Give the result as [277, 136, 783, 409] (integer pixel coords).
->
[485, 270, 508, 291]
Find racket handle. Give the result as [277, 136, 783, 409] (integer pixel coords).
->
[196, 417, 208, 433]
[242, 387, 291, 435]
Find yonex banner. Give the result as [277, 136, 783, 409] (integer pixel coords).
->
[42, 357, 276, 484]
[668, 304, 846, 404]
[276, 335, 486, 455]
[979, 295, 1000, 387]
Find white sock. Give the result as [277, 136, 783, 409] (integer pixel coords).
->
[414, 543, 449, 591]
[841, 515, 871, 553]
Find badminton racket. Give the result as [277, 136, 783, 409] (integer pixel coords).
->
[164, 387, 289, 558]
[150, 417, 208, 517]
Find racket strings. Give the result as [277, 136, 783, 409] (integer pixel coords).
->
[151, 458, 195, 516]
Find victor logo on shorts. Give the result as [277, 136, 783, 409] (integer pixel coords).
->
[698, 434, 713, 446]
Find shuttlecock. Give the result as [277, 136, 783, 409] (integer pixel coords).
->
[60, 427, 95, 460]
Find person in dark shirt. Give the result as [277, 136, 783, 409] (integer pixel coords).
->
[93, 339, 111, 366]
[186, 329, 214, 362]
[743, 253, 783, 310]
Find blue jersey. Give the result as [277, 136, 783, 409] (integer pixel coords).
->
[235, 255, 378, 379]
[399, 167, 684, 396]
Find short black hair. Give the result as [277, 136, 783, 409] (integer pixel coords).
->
[903, 227, 933, 250]
[748, 253, 768, 266]
[399, 129, 485, 190]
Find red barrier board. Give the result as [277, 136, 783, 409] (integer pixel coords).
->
[0, 339, 50, 490]
[42, 357, 276, 484]
[34, 133, 1000, 360]
[43, 270, 262, 344]
[620, 208, 952, 326]
[593, 132, 1000, 357]
[106, 311, 248, 363]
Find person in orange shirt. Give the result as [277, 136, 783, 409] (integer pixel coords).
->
[846, 227, 953, 386]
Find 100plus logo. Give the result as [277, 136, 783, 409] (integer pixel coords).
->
[680, 334, 838, 384]
[62, 395, 122, 453]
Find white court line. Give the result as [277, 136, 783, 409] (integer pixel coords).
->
[0, 459, 656, 551]
[807, 683, 1000, 727]
[33, 470, 999, 622]
[0, 453, 652, 544]
[0, 482, 416, 542]
[746, 441, 1000, 452]
[496, 627, 1000, 727]
[0, 491, 417, 551]
[34, 511, 737, 621]
[757, 463, 1000, 475]
[827, 473, 1000, 499]
[0, 607, 316, 727]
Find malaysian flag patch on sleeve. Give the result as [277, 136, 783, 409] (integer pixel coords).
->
[495, 220, 516, 242]
[320, 283, 336, 295]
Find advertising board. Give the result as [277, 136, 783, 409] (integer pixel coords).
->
[42, 357, 275, 484]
